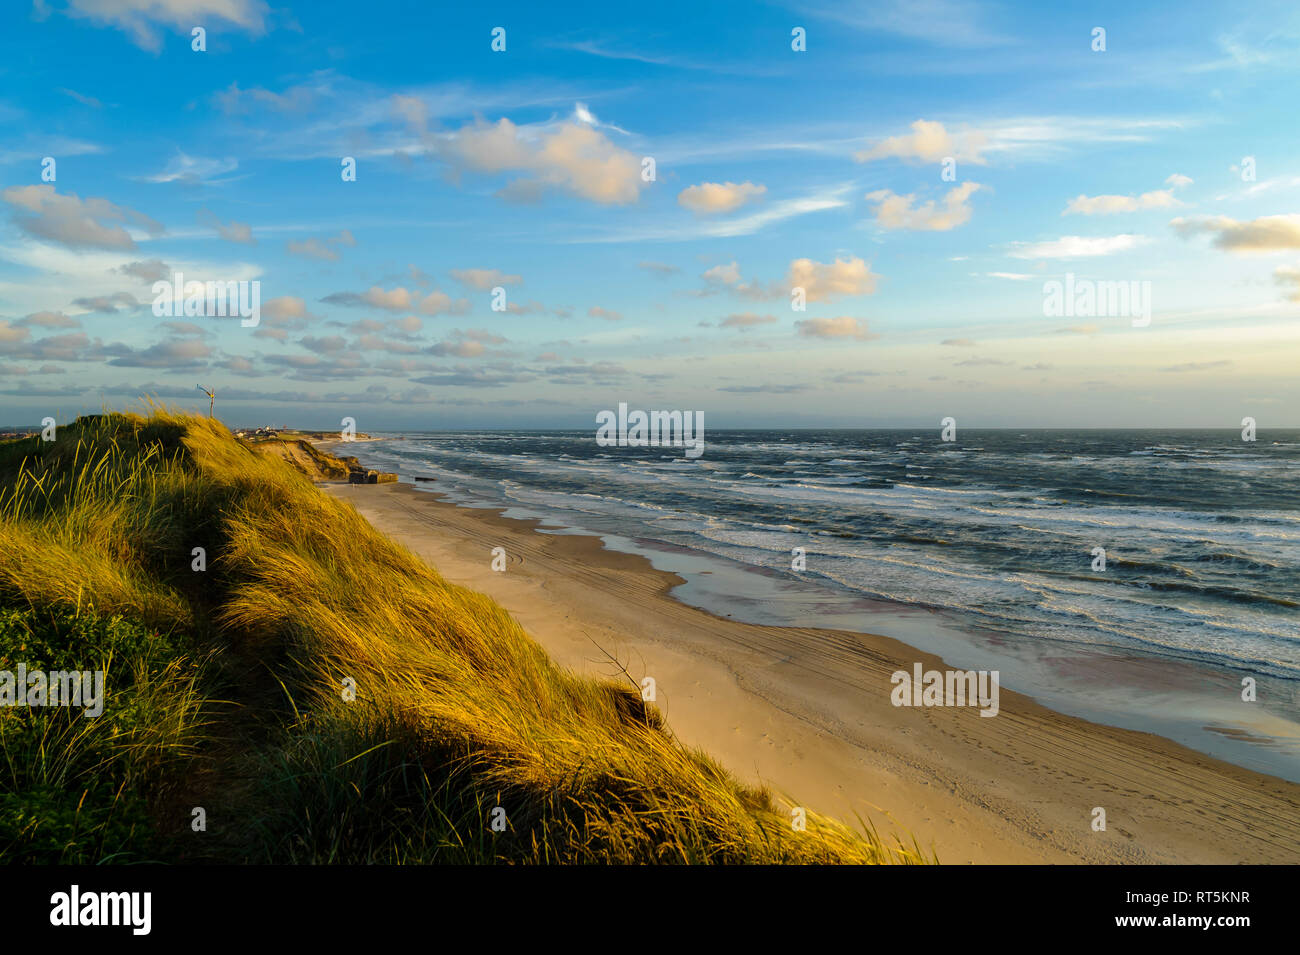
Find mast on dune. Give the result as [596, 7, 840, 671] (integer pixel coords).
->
[197, 384, 215, 418]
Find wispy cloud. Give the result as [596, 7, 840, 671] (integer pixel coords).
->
[797, 0, 1012, 48]
[567, 184, 853, 243]
[547, 37, 786, 76]
[141, 152, 240, 185]
[795, 316, 878, 340]
[58, 0, 272, 52]
[1008, 234, 1150, 259]
[58, 88, 102, 108]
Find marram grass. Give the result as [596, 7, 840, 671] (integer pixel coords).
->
[0, 408, 930, 864]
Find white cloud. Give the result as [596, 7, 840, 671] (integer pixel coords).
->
[142, 152, 239, 185]
[363, 287, 410, 310]
[286, 230, 356, 260]
[262, 296, 312, 324]
[1274, 264, 1300, 301]
[1065, 190, 1180, 215]
[0, 320, 30, 343]
[855, 119, 987, 165]
[638, 261, 679, 277]
[718, 312, 777, 330]
[0, 240, 260, 322]
[59, 88, 103, 109]
[0, 135, 104, 165]
[703, 262, 742, 286]
[1172, 214, 1300, 252]
[565, 184, 851, 242]
[795, 317, 877, 340]
[1008, 234, 1149, 259]
[454, 328, 506, 344]
[198, 209, 255, 244]
[696, 261, 779, 300]
[864, 182, 981, 230]
[1064, 176, 1190, 215]
[788, 256, 878, 301]
[390, 316, 424, 337]
[19, 311, 81, 328]
[1216, 175, 1300, 201]
[801, 0, 1010, 48]
[976, 117, 1192, 161]
[695, 188, 849, 238]
[677, 181, 767, 215]
[62, 0, 271, 52]
[438, 118, 645, 205]
[570, 102, 629, 135]
[216, 80, 314, 115]
[430, 339, 486, 358]
[70, 294, 136, 314]
[1, 185, 163, 250]
[450, 268, 522, 290]
[108, 338, 213, 368]
[118, 259, 171, 283]
[323, 286, 470, 315]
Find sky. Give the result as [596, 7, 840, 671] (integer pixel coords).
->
[1, 0, 1299, 429]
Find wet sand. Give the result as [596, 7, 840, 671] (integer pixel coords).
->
[323, 481, 1300, 864]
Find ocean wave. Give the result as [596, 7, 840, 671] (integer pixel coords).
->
[348, 429, 1300, 680]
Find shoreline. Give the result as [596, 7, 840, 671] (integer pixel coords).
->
[321, 436, 1300, 781]
[323, 480, 1300, 864]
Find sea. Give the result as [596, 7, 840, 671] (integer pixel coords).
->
[344, 428, 1300, 780]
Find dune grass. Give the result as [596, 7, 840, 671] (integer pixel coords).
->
[0, 408, 927, 864]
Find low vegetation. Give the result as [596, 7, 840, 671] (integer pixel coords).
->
[0, 409, 925, 863]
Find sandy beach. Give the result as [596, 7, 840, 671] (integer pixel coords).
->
[323, 481, 1300, 864]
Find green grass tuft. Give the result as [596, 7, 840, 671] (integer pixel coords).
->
[0, 408, 929, 864]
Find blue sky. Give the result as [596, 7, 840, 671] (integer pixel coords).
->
[1, 0, 1298, 428]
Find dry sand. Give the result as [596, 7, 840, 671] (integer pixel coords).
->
[323, 481, 1300, 864]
